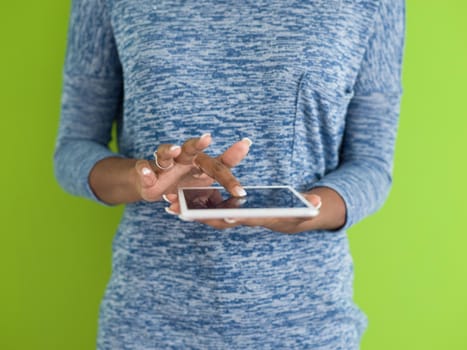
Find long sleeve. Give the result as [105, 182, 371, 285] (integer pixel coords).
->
[54, 0, 123, 202]
[310, 0, 405, 230]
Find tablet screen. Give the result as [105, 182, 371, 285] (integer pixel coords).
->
[182, 187, 308, 210]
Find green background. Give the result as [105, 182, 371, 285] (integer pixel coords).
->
[1, 1, 466, 349]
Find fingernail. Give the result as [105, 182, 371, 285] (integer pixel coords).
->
[162, 194, 171, 203]
[312, 195, 322, 210]
[241, 137, 253, 147]
[236, 197, 247, 205]
[165, 207, 177, 215]
[170, 145, 181, 151]
[316, 200, 322, 210]
[233, 186, 247, 197]
[224, 218, 237, 224]
[178, 215, 194, 222]
[142, 167, 152, 176]
[200, 132, 211, 139]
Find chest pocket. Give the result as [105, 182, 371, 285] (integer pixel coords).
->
[283, 69, 355, 190]
[296, 70, 355, 136]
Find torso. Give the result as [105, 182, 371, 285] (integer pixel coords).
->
[98, 1, 378, 348]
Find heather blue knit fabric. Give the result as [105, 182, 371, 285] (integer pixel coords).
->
[54, 0, 404, 348]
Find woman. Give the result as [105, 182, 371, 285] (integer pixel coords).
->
[55, 0, 405, 348]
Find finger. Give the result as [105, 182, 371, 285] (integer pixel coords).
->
[164, 193, 178, 203]
[167, 201, 195, 222]
[206, 189, 224, 206]
[135, 160, 158, 189]
[175, 133, 212, 165]
[234, 217, 272, 227]
[302, 193, 322, 209]
[192, 172, 211, 180]
[166, 200, 181, 215]
[216, 196, 246, 209]
[235, 217, 312, 234]
[235, 217, 299, 228]
[198, 218, 240, 230]
[218, 138, 252, 168]
[194, 153, 246, 197]
[165, 206, 178, 215]
[154, 144, 182, 170]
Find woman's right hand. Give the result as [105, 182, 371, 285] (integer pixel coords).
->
[132, 133, 251, 202]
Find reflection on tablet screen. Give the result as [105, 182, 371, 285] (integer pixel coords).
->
[183, 187, 307, 210]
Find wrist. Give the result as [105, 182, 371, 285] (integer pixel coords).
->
[89, 157, 143, 205]
[306, 187, 347, 231]
[127, 160, 140, 193]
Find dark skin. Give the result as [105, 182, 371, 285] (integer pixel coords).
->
[90, 134, 346, 234]
[164, 186, 345, 233]
[89, 133, 249, 204]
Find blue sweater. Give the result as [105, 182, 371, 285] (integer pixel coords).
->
[55, 0, 404, 348]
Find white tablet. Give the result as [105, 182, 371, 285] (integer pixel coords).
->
[178, 186, 319, 219]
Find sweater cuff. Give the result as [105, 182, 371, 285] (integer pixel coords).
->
[81, 151, 125, 206]
[54, 141, 124, 206]
[308, 178, 359, 232]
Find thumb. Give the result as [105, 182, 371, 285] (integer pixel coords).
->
[303, 193, 322, 210]
[135, 160, 158, 189]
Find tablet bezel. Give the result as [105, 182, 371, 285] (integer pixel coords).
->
[177, 185, 319, 219]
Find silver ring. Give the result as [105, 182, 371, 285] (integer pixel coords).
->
[153, 151, 174, 170]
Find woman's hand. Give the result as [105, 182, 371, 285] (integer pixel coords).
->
[164, 186, 347, 233]
[89, 133, 251, 205]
